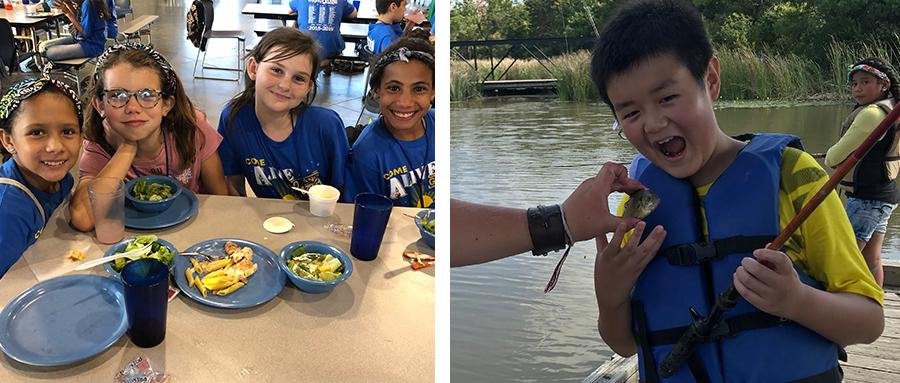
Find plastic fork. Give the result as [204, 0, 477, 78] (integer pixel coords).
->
[179, 252, 230, 262]
[75, 244, 152, 270]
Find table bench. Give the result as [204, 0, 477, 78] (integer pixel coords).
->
[52, 56, 97, 95]
[117, 14, 158, 45]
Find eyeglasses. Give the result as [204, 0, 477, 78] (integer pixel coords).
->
[102, 88, 166, 109]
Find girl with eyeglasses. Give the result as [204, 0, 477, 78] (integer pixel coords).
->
[0, 78, 83, 278]
[68, 44, 228, 232]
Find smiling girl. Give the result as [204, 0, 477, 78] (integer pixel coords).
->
[217, 27, 349, 199]
[0, 78, 83, 278]
[825, 57, 900, 286]
[344, 35, 435, 208]
[69, 43, 228, 231]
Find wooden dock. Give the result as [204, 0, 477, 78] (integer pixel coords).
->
[482, 79, 558, 96]
[584, 261, 900, 383]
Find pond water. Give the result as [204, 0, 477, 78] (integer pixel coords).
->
[449, 97, 900, 382]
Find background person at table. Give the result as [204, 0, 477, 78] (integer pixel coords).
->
[367, 0, 416, 55]
[104, 0, 117, 42]
[824, 57, 900, 287]
[288, 0, 357, 73]
[69, 44, 228, 232]
[38, 0, 111, 62]
[343, 35, 434, 208]
[591, 1, 882, 381]
[451, 162, 645, 267]
[217, 27, 349, 199]
[0, 78, 83, 278]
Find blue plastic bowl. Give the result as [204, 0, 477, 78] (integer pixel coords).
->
[279, 241, 353, 294]
[125, 175, 182, 213]
[103, 237, 178, 282]
[415, 210, 435, 249]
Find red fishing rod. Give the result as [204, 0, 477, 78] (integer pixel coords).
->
[658, 103, 900, 378]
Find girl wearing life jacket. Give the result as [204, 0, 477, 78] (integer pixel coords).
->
[825, 57, 900, 287]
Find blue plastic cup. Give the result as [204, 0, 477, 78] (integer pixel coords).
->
[350, 193, 393, 261]
[121, 258, 169, 347]
[352, 0, 360, 10]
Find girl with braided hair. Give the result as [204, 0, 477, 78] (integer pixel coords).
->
[825, 57, 900, 286]
[0, 77, 83, 278]
[69, 44, 228, 232]
[344, 34, 435, 208]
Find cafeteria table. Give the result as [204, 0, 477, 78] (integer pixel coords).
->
[0, 8, 64, 65]
[0, 193, 435, 382]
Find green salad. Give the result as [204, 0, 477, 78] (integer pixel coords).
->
[287, 246, 344, 281]
[132, 178, 173, 201]
[420, 216, 435, 235]
[111, 235, 174, 272]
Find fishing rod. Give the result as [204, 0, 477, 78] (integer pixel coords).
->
[657, 103, 900, 378]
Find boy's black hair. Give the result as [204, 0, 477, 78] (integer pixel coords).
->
[851, 57, 900, 103]
[590, 0, 713, 115]
[376, 0, 403, 14]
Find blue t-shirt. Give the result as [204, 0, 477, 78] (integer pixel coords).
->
[289, 0, 356, 59]
[105, 0, 118, 40]
[217, 103, 350, 199]
[344, 109, 435, 208]
[367, 22, 402, 54]
[76, 0, 108, 57]
[0, 159, 74, 278]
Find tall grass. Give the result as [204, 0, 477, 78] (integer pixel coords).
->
[552, 51, 598, 101]
[450, 61, 483, 101]
[450, 38, 900, 103]
[716, 45, 824, 100]
[826, 35, 900, 100]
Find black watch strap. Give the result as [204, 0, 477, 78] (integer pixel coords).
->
[527, 204, 569, 256]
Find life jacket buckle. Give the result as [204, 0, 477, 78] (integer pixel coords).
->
[667, 242, 718, 266]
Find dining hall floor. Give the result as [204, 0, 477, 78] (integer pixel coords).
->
[4, 0, 378, 130]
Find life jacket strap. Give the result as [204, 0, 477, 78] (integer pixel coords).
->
[657, 235, 776, 267]
[638, 311, 794, 347]
[787, 365, 842, 383]
[633, 301, 660, 383]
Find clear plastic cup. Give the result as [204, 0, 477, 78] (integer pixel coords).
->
[88, 177, 125, 245]
[308, 185, 340, 217]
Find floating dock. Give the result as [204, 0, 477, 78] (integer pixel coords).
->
[482, 79, 559, 96]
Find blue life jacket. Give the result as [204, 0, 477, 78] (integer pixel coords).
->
[629, 134, 841, 383]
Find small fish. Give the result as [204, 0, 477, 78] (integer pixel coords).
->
[622, 188, 660, 219]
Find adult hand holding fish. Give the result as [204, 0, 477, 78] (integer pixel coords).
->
[450, 162, 650, 268]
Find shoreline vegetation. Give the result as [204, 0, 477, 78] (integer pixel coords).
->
[450, 38, 899, 106]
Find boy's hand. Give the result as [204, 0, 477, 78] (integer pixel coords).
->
[733, 247, 807, 319]
[594, 221, 666, 309]
[562, 162, 645, 242]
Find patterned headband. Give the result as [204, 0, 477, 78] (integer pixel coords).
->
[0, 78, 83, 121]
[94, 43, 177, 93]
[847, 64, 891, 86]
[374, 47, 435, 71]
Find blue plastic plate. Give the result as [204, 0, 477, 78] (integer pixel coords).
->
[174, 238, 286, 308]
[124, 188, 198, 230]
[0, 275, 127, 366]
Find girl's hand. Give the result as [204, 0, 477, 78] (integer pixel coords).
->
[102, 119, 137, 151]
[733, 247, 806, 319]
[562, 162, 646, 242]
[594, 221, 666, 309]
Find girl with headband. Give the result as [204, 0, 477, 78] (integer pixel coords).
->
[0, 78, 83, 278]
[825, 57, 900, 286]
[344, 34, 435, 208]
[217, 27, 349, 199]
[69, 43, 228, 232]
